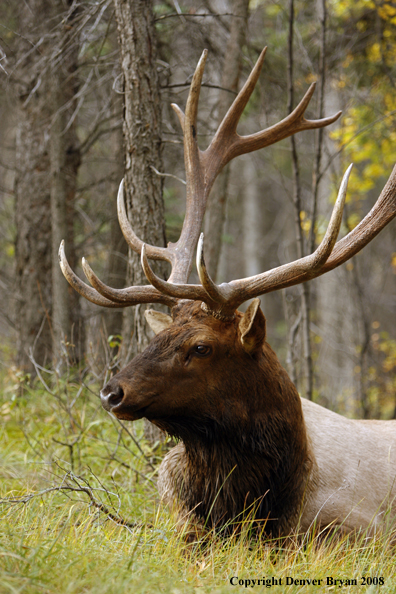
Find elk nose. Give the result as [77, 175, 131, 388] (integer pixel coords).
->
[100, 384, 124, 412]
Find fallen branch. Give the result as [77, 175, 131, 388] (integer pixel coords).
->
[0, 469, 152, 530]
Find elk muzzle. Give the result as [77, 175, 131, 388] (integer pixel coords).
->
[100, 372, 157, 420]
[100, 383, 124, 412]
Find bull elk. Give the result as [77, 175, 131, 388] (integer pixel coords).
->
[60, 48, 396, 538]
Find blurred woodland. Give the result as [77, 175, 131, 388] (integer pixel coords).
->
[0, 0, 396, 419]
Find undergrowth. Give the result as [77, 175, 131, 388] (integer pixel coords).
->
[0, 366, 395, 593]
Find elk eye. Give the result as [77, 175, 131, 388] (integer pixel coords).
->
[193, 345, 211, 357]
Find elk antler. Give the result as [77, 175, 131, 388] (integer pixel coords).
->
[59, 48, 396, 317]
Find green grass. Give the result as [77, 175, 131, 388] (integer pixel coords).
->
[1, 367, 395, 593]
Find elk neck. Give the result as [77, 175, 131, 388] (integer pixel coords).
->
[154, 310, 313, 534]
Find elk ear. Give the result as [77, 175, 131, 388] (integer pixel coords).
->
[144, 309, 173, 335]
[239, 298, 266, 354]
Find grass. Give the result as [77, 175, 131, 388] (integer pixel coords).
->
[0, 365, 395, 593]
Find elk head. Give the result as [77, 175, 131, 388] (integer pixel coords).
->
[59, 48, 396, 433]
[98, 299, 286, 438]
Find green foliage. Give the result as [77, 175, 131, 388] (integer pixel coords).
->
[108, 334, 123, 349]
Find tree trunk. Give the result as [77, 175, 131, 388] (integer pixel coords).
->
[287, 0, 313, 400]
[50, 4, 81, 368]
[14, 0, 81, 373]
[104, 105, 127, 355]
[204, 0, 250, 280]
[14, 0, 53, 373]
[113, 0, 167, 444]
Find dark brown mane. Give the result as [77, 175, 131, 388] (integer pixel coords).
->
[158, 411, 312, 535]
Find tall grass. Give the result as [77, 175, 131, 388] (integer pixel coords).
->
[0, 367, 395, 593]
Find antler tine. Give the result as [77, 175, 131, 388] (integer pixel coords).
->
[217, 164, 396, 310]
[232, 84, 341, 156]
[141, 244, 207, 301]
[81, 256, 176, 307]
[211, 47, 268, 140]
[185, 49, 208, 133]
[201, 50, 342, 191]
[117, 179, 174, 264]
[59, 241, 132, 308]
[60, 240, 176, 308]
[322, 163, 396, 273]
[305, 163, 352, 270]
[171, 103, 185, 131]
[227, 166, 352, 301]
[196, 233, 229, 304]
[159, 50, 209, 286]
[194, 165, 352, 314]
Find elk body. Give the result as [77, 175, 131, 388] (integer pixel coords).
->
[60, 48, 396, 538]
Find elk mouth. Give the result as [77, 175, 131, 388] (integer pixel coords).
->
[111, 404, 151, 421]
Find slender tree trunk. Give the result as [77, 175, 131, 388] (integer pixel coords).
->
[287, 0, 313, 399]
[243, 158, 261, 277]
[104, 105, 127, 353]
[204, 0, 250, 280]
[50, 5, 81, 367]
[113, 0, 167, 444]
[310, 0, 327, 254]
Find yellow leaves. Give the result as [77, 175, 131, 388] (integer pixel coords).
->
[332, 0, 375, 18]
[364, 162, 385, 178]
[332, 0, 396, 23]
[331, 95, 396, 209]
[371, 331, 396, 372]
[333, 0, 396, 70]
[305, 73, 318, 84]
[356, 20, 368, 31]
[367, 42, 381, 64]
[378, 1, 396, 23]
[299, 211, 311, 235]
[346, 213, 361, 230]
[384, 92, 396, 111]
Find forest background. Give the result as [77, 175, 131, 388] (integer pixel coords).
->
[1, 0, 396, 418]
[1, 1, 396, 593]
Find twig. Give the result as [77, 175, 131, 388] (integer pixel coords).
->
[115, 418, 155, 472]
[150, 165, 186, 185]
[155, 12, 245, 22]
[0, 470, 152, 530]
[163, 82, 237, 95]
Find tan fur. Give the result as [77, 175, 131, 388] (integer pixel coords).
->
[300, 399, 396, 534]
[144, 309, 173, 334]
